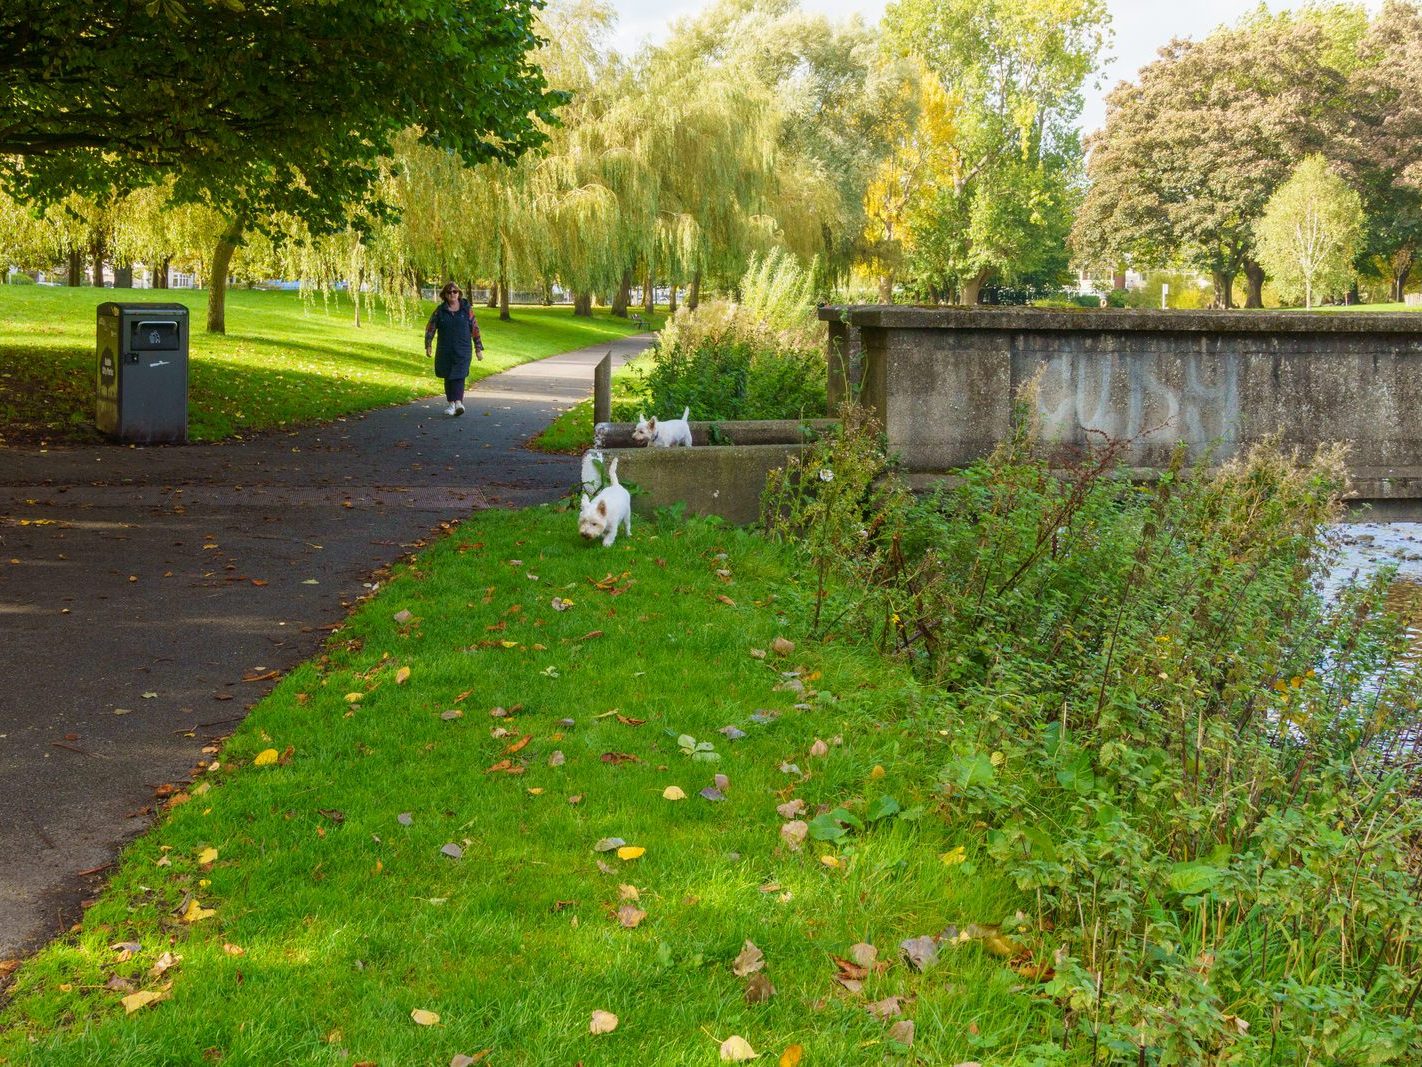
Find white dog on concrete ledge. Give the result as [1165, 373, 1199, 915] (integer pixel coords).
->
[632, 407, 693, 447]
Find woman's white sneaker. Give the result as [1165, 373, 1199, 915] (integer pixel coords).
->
[454, 401, 465, 415]
[444, 402, 458, 416]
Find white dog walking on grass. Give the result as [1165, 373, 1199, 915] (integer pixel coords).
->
[632, 407, 693, 448]
[578, 452, 632, 547]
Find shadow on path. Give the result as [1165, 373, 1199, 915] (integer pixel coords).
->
[0, 334, 650, 958]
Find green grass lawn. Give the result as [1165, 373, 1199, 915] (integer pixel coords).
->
[0, 506, 1042, 1066]
[0, 287, 655, 447]
[532, 355, 652, 453]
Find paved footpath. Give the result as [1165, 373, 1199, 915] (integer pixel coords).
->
[0, 334, 649, 958]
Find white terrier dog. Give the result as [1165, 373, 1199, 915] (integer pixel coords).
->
[578, 455, 632, 547]
[632, 406, 693, 448]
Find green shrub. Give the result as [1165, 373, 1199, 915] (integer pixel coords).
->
[767, 410, 1422, 1062]
[640, 251, 826, 421]
[5, 272, 35, 285]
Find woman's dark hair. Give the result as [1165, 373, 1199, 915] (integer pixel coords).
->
[439, 282, 461, 300]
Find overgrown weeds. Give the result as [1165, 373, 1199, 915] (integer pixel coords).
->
[766, 403, 1422, 1063]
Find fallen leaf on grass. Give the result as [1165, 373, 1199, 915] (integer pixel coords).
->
[744, 972, 775, 1004]
[449, 1054, 491, 1067]
[105, 976, 134, 993]
[808, 738, 829, 758]
[716, 595, 736, 606]
[150, 952, 181, 977]
[616, 904, 647, 929]
[589, 1010, 619, 1034]
[779, 1046, 804, 1067]
[397, 812, 413, 826]
[344, 692, 364, 704]
[222, 943, 244, 957]
[983, 932, 1029, 959]
[601, 751, 640, 765]
[849, 942, 878, 967]
[393, 609, 413, 624]
[618, 883, 639, 900]
[593, 837, 626, 853]
[395, 666, 411, 685]
[441, 710, 463, 721]
[440, 843, 464, 860]
[505, 734, 533, 754]
[662, 786, 687, 801]
[699, 787, 725, 802]
[749, 648, 766, 659]
[732, 940, 765, 977]
[410, 1008, 440, 1026]
[548, 750, 566, 767]
[776, 800, 805, 819]
[720, 1035, 757, 1061]
[252, 748, 279, 767]
[719, 725, 747, 740]
[780, 821, 808, 850]
[484, 759, 525, 775]
[866, 996, 902, 1020]
[900, 935, 939, 972]
[819, 854, 842, 869]
[887, 1019, 915, 1046]
[197, 847, 218, 866]
[616, 846, 645, 861]
[616, 714, 647, 726]
[121, 989, 165, 1013]
[181, 899, 216, 923]
[714, 773, 730, 791]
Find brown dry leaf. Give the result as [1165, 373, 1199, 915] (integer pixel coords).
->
[616, 904, 647, 929]
[832, 956, 868, 982]
[589, 1009, 619, 1034]
[222, 943, 245, 957]
[770, 636, 795, 656]
[121, 989, 165, 1013]
[775, 799, 805, 819]
[888, 1020, 916, 1046]
[866, 996, 902, 1020]
[450, 1054, 492, 1067]
[505, 734, 533, 754]
[601, 751, 640, 765]
[717, 595, 736, 607]
[779, 1046, 804, 1067]
[548, 750, 566, 767]
[719, 1036, 757, 1061]
[849, 942, 878, 967]
[410, 1008, 440, 1026]
[616, 714, 647, 727]
[808, 738, 829, 758]
[900, 935, 939, 972]
[150, 951, 181, 977]
[749, 648, 767, 660]
[744, 972, 775, 1004]
[983, 932, 1029, 959]
[1014, 959, 1054, 982]
[395, 666, 411, 685]
[780, 820, 808, 851]
[618, 883, 639, 900]
[732, 940, 765, 977]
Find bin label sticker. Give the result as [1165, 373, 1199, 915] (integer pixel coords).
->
[100, 348, 115, 387]
[150, 360, 170, 368]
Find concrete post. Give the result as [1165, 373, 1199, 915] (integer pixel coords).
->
[826, 319, 850, 413]
[593, 350, 612, 425]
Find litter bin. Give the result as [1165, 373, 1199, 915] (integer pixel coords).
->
[96, 302, 189, 443]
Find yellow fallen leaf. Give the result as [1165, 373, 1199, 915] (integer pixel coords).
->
[182, 899, 216, 923]
[780, 1045, 804, 1067]
[410, 1008, 440, 1026]
[819, 854, 841, 868]
[222, 943, 244, 956]
[527, 787, 544, 796]
[983, 932, 1029, 959]
[616, 846, 645, 861]
[940, 846, 967, 866]
[395, 666, 411, 685]
[252, 748, 279, 767]
[499, 640, 519, 649]
[344, 692, 364, 704]
[870, 765, 885, 780]
[589, 1009, 619, 1034]
[662, 786, 687, 801]
[720, 1035, 757, 1061]
[121, 989, 164, 1013]
[192, 781, 211, 796]
[197, 847, 218, 866]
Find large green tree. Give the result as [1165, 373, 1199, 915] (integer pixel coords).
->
[2, 0, 560, 331]
[1072, 12, 1354, 307]
[882, 0, 1109, 303]
[1254, 154, 1364, 307]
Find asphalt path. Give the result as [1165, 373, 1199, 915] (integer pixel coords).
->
[0, 333, 649, 958]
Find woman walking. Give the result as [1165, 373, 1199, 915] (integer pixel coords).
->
[425, 282, 484, 416]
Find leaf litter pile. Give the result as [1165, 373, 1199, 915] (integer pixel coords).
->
[0, 507, 1038, 1064]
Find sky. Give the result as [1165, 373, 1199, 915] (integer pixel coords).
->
[608, 0, 1384, 135]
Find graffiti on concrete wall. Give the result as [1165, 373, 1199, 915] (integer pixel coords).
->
[1031, 350, 1241, 453]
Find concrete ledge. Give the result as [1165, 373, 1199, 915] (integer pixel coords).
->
[598, 444, 807, 525]
[595, 419, 836, 449]
[820, 305, 1422, 334]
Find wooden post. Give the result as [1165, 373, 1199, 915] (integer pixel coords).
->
[826, 319, 851, 413]
[593, 350, 612, 426]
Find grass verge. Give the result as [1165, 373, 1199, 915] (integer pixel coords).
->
[0, 506, 1037, 1066]
[0, 288, 654, 447]
[530, 356, 650, 454]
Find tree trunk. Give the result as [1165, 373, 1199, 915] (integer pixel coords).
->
[486, 282, 498, 309]
[91, 234, 106, 287]
[114, 262, 133, 288]
[353, 268, 364, 326]
[1242, 260, 1265, 308]
[499, 273, 510, 322]
[877, 273, 894, 303]
[688, 270, 701, 310]
[67, 249, 83, 287]
[1211, 271, 1235, 309]
[643, 266, 655, 315]
[668, 285, 678, 314]
[153, 256, 170, 289]
[573, 291, 593, 317]
[206, 218, 244, 335]
[542, 280, 553, 306]
[1394, 259, 1413, 303]
[959, 268, 990, 306]
[611, 268, 632, 317]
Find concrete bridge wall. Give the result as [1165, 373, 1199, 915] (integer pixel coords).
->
[823, 307, 1422, 514]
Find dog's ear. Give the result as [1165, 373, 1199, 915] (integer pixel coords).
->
[647, 417, 657, 430]
[596, 500, 607, 516]
[581, 493, 590, 507]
